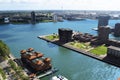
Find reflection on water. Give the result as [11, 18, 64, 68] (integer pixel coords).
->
[47, 42, 57, 48]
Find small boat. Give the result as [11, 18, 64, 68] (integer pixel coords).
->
[51, 75, 68, 80]
[92, 27, 98, 31]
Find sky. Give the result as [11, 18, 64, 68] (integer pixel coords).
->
[0, 0, 120, 11]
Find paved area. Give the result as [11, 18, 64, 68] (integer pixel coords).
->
[0, 60, 9, 69]
[0, 74, 3, 80]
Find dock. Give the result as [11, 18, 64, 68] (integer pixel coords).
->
[38, 35, 120, 68]
[34, 68, 58, 79]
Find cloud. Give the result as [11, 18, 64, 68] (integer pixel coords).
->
[0, 0, 11, 3]
[0, 0, 120, 10]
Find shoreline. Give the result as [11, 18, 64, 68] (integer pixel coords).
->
[38, 35, 120, 68]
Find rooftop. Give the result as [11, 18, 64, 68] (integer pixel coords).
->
[108, 46, 120, 51]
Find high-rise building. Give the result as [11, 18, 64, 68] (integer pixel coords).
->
[31, 11, 36, 24]
[0, 17, 9, 24]
[98, 16, 110, 28]
[0, 17, 4, 24]
[58, 28, 73, 43]
[53, 14, 57, 22]
[114, 23, 120, 37]
[98, 27, 110, 44]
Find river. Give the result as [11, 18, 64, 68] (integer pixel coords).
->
[0, 19, 120, 80]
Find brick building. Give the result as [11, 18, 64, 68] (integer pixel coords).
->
[58, 28, 73, 43]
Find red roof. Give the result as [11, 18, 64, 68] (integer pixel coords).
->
[20, 50, 27, 54]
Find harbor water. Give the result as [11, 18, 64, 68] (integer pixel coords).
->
[0, 19, 120, 80]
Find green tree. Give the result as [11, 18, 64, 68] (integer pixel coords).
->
[0, 68, 6, 79]
[0, 40, 10, 57]
[8, 59, 17, 70]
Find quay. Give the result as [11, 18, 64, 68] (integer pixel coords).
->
[35, 68, 58, 79]
[38, 35, 120, 68]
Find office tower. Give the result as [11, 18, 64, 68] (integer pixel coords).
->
[98, 16, 110, 28]
[58, 28, 73, 43]
[31, 11, 36, 24]
[114, 23, 120, 37]
[53, 14, 57, 22]
[0, 17, 4, 24]
[98, 27, 110, 44]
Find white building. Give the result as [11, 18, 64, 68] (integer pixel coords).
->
[4, 17, 9, 23]
[53, 14, 57, 22]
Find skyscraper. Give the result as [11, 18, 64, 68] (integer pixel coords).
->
[98, 27, 110, 44]
[31, 11, 36, 24]
[58, 28, 73, 43]
[53, 14, 57, 22]
[114, 23, 120, 37]
[98, 15, 110, 28]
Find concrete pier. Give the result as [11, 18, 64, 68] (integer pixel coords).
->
[38, 35, 120, 68]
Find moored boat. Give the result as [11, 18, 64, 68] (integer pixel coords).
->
[51, 75, 68, 80]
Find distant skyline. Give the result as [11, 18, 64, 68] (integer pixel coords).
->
[0, 0, 120, 11]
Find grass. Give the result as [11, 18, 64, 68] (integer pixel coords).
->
[69, 41, 107, 56]
[45, 34, 59, 40]
[89, 45, 107, 55]
[69, 41, 91, 50]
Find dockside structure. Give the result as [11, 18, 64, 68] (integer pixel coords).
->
[20, 48, 52, 72]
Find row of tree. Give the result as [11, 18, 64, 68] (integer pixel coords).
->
[8, 59, 29, 80]
[0, 40, 29, 80]
[0, 40, 10, 79]
[0, 40, 10, 58]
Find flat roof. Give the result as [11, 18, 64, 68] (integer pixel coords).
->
[108, 46, 120, 51]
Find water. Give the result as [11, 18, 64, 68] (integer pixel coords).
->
[0, 19, 120, 80]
